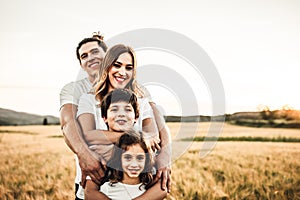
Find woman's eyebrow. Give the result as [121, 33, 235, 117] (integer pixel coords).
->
[114, 61, 133, 66]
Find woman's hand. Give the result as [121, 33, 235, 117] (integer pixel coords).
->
[145, 136, 161, 152]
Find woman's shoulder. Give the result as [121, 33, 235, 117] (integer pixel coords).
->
[137, 97, 149, 104]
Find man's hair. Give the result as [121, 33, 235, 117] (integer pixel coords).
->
[76, 32, 108, 64]
[100, 88, 139, 119]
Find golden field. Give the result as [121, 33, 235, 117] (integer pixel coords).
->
[0, 123, 299, 200]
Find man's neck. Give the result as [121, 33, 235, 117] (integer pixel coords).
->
[88, 75, 97, 84]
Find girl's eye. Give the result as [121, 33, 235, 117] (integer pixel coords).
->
[125, 108, 133, 112]
[124, 155, 132, 161]
[136, 155, 145, 161]
[126, 66, 133, 70]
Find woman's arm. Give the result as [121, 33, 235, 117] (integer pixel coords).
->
[150, 103, 172, 193]
[133, 181, 167, 200]
[85, 180, 110, 200]
[142, 118, 161, 151]
[140, 99, 161, 151]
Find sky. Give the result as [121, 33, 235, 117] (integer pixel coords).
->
[0, 0, 300, 117]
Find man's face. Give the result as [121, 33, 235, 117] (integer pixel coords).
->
[78, 41, 105, 81]
[104, 101, 136, 132]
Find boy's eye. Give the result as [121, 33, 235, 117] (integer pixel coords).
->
[125, 108, 133, 112]
[109, 107, 118, 112]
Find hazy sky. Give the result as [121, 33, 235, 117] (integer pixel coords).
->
[0, 0, 299, 117]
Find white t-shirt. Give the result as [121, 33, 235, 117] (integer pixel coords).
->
[59, 77, 93, 108]
[100, 182, 145, 200]
[74, 93, 155, 199]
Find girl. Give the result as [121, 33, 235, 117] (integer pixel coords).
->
[86, 130, 154, 200]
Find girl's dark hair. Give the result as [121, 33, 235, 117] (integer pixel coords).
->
[100, 88, 139, 120]
[102, 129, 153, 189]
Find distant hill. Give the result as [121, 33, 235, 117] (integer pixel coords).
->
[1, 107, 299, 128]
[0, 108, 60, 126]
[228, 110, 300, 128]
[166, 110, 300, 128]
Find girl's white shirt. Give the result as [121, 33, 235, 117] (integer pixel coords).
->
[100, 182, 146, 200]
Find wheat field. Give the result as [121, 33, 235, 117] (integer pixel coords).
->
[0, 123, 299, 200]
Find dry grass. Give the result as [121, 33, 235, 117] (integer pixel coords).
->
[0, 123, 299, 199]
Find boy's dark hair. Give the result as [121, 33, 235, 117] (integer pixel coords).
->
[100, 88, 139, 119]
[103, 129, 154, 189]
[76, 32, 108, 64]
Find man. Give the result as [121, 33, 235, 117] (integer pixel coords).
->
[60, 33, 108, 199]
[60, 32, 171, 200]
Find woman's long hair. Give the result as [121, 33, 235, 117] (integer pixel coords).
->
[102, 129, 154, 189]
[94, 44, 144, 102]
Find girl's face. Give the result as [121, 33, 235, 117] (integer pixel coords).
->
[122, 144, 146, 181]
[108, 52, 134, 92]
[104, 101, 136, 132]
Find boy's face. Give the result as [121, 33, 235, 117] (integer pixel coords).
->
[104, 101, 136, 131]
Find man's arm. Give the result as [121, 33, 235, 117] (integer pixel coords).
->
[150, 103, 172, 193]
[60, 104, 104, 187]
[77, 112, 124, 145]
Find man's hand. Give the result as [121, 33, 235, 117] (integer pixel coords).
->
[78, 149, 106, 188]
[154, 147, 172, 193]
[89, 144, 113, 162]
[153, 166, 171, 193]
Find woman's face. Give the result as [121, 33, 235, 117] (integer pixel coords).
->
[108, 52, 134, 92]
